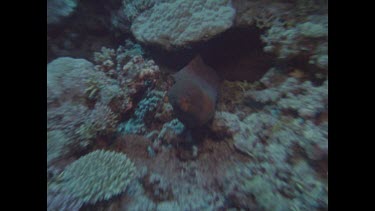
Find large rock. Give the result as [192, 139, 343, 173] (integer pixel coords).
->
[131, 0, 235, 50]
[168, 56, 220, 128]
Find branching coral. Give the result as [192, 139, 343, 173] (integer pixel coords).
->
[119, 90, 165, 135]
[49, 150, 136, 206]
[93, 41, 145, 73]
[47, 57, 143, 157]
[122, 55, 160, 81]
[115, 40, 144, 71]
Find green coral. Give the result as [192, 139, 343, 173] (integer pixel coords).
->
[51, 150, 136, 204]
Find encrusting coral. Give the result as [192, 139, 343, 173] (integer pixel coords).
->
[131, 0, 236, 50]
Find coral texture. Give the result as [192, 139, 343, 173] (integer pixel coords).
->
[261, 14, 328, 67]
[49, 150, 136, 205]
[232, 0, 292, 28]
[47, 130, 72, 166]
[111, 0, 165, 33]
[246, 77, 328, 118]
[131, 0, 235, 49]
[119, 90, 165, 135]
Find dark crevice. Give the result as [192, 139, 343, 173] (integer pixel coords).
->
[47, 0, 125, 63]
[145, 26, 275, 82]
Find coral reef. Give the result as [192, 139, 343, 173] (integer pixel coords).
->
[232, 0, 292, 29]
[93, 40, 145, 73]
[208, 66, 328, 210]
[47, 54, 163, 168]
[47, 0, 328, 209]
[246, 76, 328, 118]
[47, 58, 122, 145]
[131, 0, 236, 50]
[48, 150, 136, 210]
[261, 14, 328, 68]
[119, 90, 165, 135]
[155, 118, 185, 145]
[111, 0, 166, 34]
[47, 130, 72, 167]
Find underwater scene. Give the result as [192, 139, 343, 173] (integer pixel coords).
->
[47, 0, 328, 210]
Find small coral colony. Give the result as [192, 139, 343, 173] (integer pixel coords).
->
[48, 0, 328, 210]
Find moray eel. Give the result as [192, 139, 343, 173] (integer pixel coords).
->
[168, 55, 220, 128]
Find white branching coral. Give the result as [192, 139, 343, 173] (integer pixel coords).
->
[50, 150, 136, 205]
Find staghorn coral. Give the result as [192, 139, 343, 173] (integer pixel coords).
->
[131, 0, 236, 50]
[48, 150, 136, 207]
